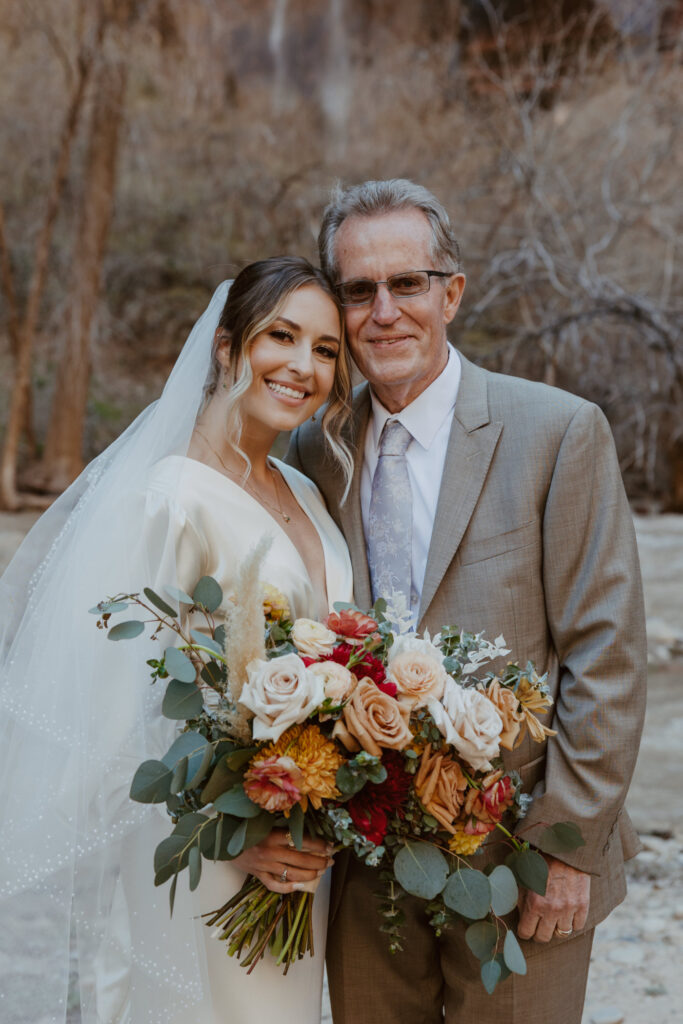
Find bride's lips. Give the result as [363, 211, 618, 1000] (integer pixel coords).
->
[265, 379, 311, 404]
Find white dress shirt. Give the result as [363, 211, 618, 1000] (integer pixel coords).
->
[361, 346, 461, 625]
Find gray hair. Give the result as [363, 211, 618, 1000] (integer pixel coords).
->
[318, 178, 462, 282]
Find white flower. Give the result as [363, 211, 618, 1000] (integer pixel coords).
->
[428, 679, 503, 771]
[291, 617, 337, 657]
[389, 632, 444, 666]
[240, 654, 325, 742]
[310, 660, 356, 704]
[462, 634, 511, 675]
[387, 650, 447, 709]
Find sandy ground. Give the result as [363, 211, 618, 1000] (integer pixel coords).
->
[0, 512, 681, 1024]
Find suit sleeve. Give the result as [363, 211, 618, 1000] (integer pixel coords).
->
[284, 426, 306, 475]
[516, 401, 647, 874]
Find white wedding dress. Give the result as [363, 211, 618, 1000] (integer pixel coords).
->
[97, 454, 353, 1024]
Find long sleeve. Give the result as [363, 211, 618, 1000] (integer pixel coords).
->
[516, 402, 647, 874]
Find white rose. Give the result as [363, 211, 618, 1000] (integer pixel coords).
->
[291, 618, 337, 657]
[428, 679, 503, 772]
[310, 660, 356, 705]
[240, 653, 325, 742]
[387, 650, 447, 709]
[389, 632, 444, 666]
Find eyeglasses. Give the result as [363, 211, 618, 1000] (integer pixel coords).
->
[335, 269, 453, 307]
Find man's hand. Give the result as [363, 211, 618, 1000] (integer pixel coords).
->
[517, 855, 590, 943]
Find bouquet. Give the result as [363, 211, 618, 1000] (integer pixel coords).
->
[92, 561, 583, 992]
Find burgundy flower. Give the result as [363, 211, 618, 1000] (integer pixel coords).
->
[327, 643, 387, 687]
[347, 751, 411, 846]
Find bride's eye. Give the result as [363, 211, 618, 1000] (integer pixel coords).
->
[316, 345, 338, 359]
[270, 328, 294, 342]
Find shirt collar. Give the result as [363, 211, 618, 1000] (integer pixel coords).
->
[369, 346, 461, 452]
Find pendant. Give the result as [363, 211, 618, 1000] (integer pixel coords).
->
[283, 514, 291, 523]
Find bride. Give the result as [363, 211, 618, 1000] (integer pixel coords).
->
[0, 257, 354, 1023]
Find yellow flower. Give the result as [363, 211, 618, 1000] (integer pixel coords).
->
[258, 723, 342, 811]
[262, 584, 290, 623]
[448, 824, 488, 856]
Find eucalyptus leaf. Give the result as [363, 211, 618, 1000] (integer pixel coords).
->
[164, 647, 196, 683]
[201, 756, 242, 805]
[193, 576, 223, 613]
[481, 959, 502, 995]
[213, 815, 224, 861]
[190, 629, 223, 656]
[162, 679, 203, 720]
[107, 620, 144, 641]
[164, 584, 195, 606]
[465, 921, 498, 961]
[170, 755, 188, 795]
[503, 930, 527, 975]
[494, 952, 511, 982]
[154, 835, 190, 880]
[510, 849, 548, 896]
[288, 804, 304, 851]
[186, 742, 214, 791]
[89, 600, 129, 615]
[143, 587, 177, 617]
[332, 601, 356, 612]
[225, 748, 258, 771]
[227, 819, 248, 857]
[169, 872, 178, 916]
[188, 845, 202, 891]
[394, 841, 449, 901]
[213, 784, 261, 818]
[130, 760, 173, 803]
[201, 662, 224, 687]
[489, 864, 518, 917]
[243, 811, 275, 850]
[536, 821, 586, 855]
[162, 732, 210, 783]
[335, 763, 366, 796]
[442, 868, 491, 920]
[213, 624, 227, 650]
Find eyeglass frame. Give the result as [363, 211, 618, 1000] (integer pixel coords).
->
[334, 269, 454, 307]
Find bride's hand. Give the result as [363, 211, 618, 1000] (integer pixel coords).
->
[231, 829, 334, 894]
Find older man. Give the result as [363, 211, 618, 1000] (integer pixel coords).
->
[288, 179, 646, 1023]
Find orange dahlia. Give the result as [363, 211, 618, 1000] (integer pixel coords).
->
[258, 723, 343, 811]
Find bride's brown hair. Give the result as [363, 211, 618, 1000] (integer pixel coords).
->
[204, 256, 353, 495]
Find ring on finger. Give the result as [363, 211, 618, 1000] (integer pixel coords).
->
[280, 868, 288, 883]
[554, 926, 572, 937]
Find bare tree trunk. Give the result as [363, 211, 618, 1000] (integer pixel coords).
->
[38, 52, 128, 492]
[0, 44, 97, 510]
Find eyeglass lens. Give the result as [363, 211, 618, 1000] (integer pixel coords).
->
[339, 270, 432, 306]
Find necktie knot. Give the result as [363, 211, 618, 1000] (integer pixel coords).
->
[379, 419, 412, 457]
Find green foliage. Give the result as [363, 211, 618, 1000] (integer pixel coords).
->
[288, 804, 304, 850]
[213, 784, 261, 818]
[130, 759, 173, 803]
[107, 619, 144, 641]
[503, 930, 527, 975]
[465, 921, 498, 960]
[336, 751, 387, 797]
[488, 864, 518, 916]
[192, 576, 223, 613]
[164, 585, 194, 606]
[143, 587, 177, 617]
[507, 848, 548, 896]
[536, 821, 586, 856]
[481, 958, 502, 994]
[394, 841, 449, 901]
[164, 646, 196, 683]
[442, 867, 491, 920]
[162, 679, 203, 719]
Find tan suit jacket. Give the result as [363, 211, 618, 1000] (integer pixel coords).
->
[288, 352, 647, 932]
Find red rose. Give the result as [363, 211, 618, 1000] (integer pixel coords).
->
[326, 608, 379, 642]
[346, 751, 411, 845]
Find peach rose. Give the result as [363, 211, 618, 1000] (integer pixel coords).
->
[240, 653, 324, 742]
[291, 618, 336, 657]
[484, 679, 524, 750]
[310, 660, 357, 705]
[388, 650, 447, 710]
[333, 678, 412, 757]
[428, 679, 503, 772]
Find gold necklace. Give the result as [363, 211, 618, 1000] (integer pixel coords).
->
[194, 429, 291, 525]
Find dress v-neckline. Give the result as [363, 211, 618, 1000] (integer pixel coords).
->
[176, 455, 332, 615]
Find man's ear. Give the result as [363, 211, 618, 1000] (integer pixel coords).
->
[443, 274, 466, 325]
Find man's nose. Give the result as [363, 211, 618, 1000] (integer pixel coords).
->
[371, 283, 401, 324]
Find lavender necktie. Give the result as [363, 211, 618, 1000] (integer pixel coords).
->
[367, 419, 413, 606]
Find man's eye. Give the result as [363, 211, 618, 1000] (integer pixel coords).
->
[392, 276, 422, 292]
[348, 281, 373, 299]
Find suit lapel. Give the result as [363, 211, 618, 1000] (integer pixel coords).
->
[338, 387, 373, 612]
[418, 356, 502, 624]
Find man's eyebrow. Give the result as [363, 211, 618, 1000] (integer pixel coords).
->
[276, 316, 340, 345]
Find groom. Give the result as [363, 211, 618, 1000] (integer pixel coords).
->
[288, 179, 646, 1023]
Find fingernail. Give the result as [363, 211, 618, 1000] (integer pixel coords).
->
[293, 882, 307, 891]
